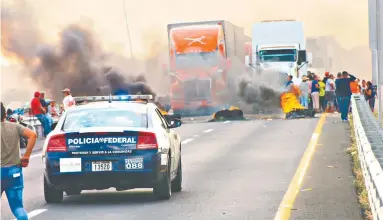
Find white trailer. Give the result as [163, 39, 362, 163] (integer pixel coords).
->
[252, 20, 309, 85]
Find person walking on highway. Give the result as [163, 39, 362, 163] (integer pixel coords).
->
[361, 79, 367, 98]
[1, 102, 37, 220]
[311, 75, 320, 112]
[325, 74, 336, 113]
[31, 92, 51, 137]
[335, 71, 356, 121]
[62, 88, 75, 111]
[365, 81, 376, 112]
[299, 75, 310, 108]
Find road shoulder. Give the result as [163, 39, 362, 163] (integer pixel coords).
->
[290, 114, 362, 220]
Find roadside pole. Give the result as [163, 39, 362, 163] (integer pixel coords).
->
[122, 0, 134, 58]
[369, 0, 382, 126]
[377, 0, 382, 126]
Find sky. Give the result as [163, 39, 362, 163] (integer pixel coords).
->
[25, 0, 370, 58]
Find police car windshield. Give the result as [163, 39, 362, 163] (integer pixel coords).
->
[63, 108, 147, 131]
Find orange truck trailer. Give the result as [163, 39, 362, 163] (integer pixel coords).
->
[164, 20, 246, 116]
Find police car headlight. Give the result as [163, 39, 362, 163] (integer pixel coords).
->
[288, 63, 294, 68]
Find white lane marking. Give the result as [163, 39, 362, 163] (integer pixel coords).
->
[193, 134, 199, 137]
[30, 153, 42, 158]
[223, 120, 231, 124]
[204, 129, 214, 133]
[181, 138, 193, 145]
[12, 209, 47, 220]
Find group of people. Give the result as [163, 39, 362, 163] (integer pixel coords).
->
[30, 88, 75, 137]
[0, 88, 76, 220]
[288, 71, 376, 122]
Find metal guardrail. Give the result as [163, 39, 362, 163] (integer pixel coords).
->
[351, 95, 383, 220]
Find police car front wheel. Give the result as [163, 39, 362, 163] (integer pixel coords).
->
[153, 155, 171, 200]
[44, 177, 64, 203]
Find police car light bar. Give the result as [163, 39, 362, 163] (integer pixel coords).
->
[74, 95, 154, 103]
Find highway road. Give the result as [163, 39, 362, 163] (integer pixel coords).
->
[1, 117, 322, 220]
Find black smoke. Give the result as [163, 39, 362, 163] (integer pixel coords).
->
[1, 1, 156, 102]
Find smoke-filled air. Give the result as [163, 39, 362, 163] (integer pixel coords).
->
[0, 0, 371, 115]
[1, 0, 161, 104]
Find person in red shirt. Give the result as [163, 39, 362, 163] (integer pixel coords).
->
[30, 91, 51, 136]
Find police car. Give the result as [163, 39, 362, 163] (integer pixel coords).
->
[42, 95, 182, 203]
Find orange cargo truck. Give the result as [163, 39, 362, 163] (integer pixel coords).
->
[164, 20, 246, 116]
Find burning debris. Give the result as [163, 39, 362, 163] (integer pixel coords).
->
[209, 106, 246, 122]
[280, 92, 315, 119]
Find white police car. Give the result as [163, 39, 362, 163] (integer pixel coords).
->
[42, 95, 182, 203]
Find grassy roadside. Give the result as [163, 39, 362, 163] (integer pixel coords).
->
[347, 116, 373, 220]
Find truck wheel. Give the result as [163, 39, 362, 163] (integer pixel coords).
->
[153, 155, 171, 200]
[171, 158, 182, 192]
[44, 177, 63, 203]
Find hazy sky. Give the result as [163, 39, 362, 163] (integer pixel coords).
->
[26, 0, 370, 58]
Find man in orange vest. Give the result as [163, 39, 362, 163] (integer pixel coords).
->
[350, 78, 360, 94]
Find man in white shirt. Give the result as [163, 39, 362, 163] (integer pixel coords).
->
[62, 88, 75, 111]
[325, 74, 336, 112]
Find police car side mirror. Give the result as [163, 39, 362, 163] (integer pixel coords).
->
[51, 122, 58, 131]
[168, 119, 181, 128]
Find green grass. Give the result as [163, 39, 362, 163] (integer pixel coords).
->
[347, 116, 373, 220]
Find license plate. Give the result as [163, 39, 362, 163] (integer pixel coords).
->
[125, 158, 144, 170]
[92, 161, 112, 172]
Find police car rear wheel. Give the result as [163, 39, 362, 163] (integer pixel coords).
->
[171, 158, 182, 192]
[153, 155, 171, 200]
[44, 177, 63, 203]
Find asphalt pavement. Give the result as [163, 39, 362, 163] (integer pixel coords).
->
[1, 116, 358, 220]
[290, 114, 362, 220]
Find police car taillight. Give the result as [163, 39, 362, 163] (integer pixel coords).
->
[137, 132, 158, 149]
[47, 134, 67, 152]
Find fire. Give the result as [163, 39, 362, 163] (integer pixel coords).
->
[0, 48, 23, 66]
[280, 92, 305, 113]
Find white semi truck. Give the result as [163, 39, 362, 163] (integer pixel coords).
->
[251, 20, 310, 85]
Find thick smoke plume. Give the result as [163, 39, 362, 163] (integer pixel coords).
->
[235, 70, 288, 113]
[1, 1, 158, 103]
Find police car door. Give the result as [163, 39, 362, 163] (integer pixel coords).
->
[154, 109, 178, 175]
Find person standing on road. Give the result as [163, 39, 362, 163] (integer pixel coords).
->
[318, 77, 326, 112]
[334, 72, 342, 112]
[285, 75, 294, 92]
[335, 71, 356, 121]
[31, 92, 51, 137]
[325, 74, 336, 113]
[299, 75, 310, 108]
[307, 74, 313, 110]
[311, 75, 320, 112]
[39, 92, 53, 127]
[62, 88, 75, 111]
[1, 102, 37, 220]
